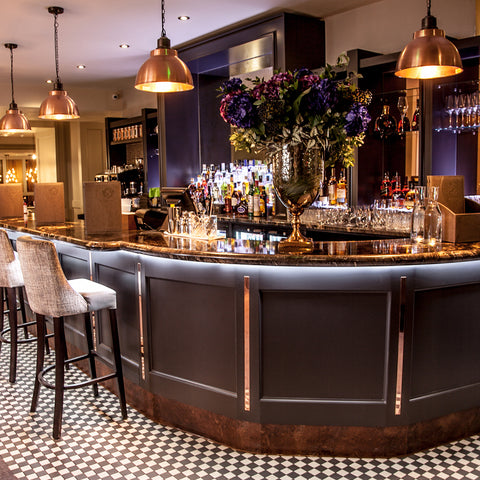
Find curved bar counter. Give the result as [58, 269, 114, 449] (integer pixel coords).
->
[3, 217, 480, 457]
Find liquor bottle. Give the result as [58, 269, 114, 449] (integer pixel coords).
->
[404, 179, 416, 210]
[259, 186, 267, 218]
[411, 99, 420, 131]
[380, 172, 392, 200]
[411, 186, 427, 243]
[328, 167, 337, 206]
[402, 177, 410, 200]
[231, 183, 240, 212]
[224, 188, 232, 214]
[336, 168, 347, 206]
[391, 173, 404, 208]
[236, 190, 248, 216]
[247, 175, 255, 218]
[253, 180, 261, 217]
[267, 184, 276, 216]
[374, 104, 397, 139]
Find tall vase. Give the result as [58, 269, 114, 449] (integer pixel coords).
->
[270, 143, 324, 253]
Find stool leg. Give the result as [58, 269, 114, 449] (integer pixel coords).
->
[57, 319, 68, 370]
[0, 287, 4, 355]
[31, 314, 46, 413]
[17, 287, 28, 340]
[109, 309, 127, 419]
[7, 287, 18, 383]
[53, 316, 66, 440]
[84, 312, 98, 397]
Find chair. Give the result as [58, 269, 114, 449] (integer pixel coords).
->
[0, 229, 38, 383]
[16, 235, 127, 439]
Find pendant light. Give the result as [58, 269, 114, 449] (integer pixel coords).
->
[0, 44, 31, 133]
[39, 6, 80, 119]
[395, 0, 463, 79]
[135, 0, 194, 93]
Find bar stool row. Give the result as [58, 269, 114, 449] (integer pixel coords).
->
[0, 229, 127, 439]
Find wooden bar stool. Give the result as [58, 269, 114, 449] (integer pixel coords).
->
[0, 229, 40, 383]
[16, 235, 127, 440]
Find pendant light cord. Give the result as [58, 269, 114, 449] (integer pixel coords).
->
[161, 0, 166, 38]
[426, 0, 431, 16]
[53, 11, 61, 86]
[8, 45, 16, 107]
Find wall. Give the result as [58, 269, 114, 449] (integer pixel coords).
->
[325, 0, 476, 65]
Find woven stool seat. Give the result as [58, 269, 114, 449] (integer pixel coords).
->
[16, 235, 127, 439]
[0, 229, 39, 383]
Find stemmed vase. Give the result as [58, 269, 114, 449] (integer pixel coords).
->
[270, 143, 324, 253]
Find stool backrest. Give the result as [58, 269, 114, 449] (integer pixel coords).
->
[16, 236, 88, 317]
[0, 229, 24, 288]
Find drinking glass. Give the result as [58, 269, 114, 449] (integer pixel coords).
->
[445, 94, 455, 130]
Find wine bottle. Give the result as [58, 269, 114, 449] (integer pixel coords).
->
[328, 167, 337, 206]
[411, 99, 420, 131]
[336, 168, 347, 206]
[375, 104, 397, 139]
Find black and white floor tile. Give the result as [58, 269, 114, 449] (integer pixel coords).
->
[1, 339, 480, 479]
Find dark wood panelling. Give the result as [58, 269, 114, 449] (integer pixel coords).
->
[147, 277, 236, 393]
[94, 253, 140, 382]
[261, 291, 390, 401]
[411, 283, 480, 399]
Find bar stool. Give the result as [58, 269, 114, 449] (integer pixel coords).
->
[0, 228, 39, 383]
[16, 235, 127, 440]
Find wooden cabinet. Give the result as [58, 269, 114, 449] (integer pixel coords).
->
[105, 108, 159, 191]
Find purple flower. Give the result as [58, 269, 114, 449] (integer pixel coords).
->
[252, 72, 294, 100]
[345, 103, 371, 136]
[220, 77, 243, 94]
[303, 78, 338, 116]
[220, 92, 257, 128]
[294, 67, 313, 79]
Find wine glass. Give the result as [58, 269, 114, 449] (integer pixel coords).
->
[445, 94, 455, 130]
[397, 96, 409, 133]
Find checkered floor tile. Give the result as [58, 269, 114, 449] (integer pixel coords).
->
[1, 338, 480, 479]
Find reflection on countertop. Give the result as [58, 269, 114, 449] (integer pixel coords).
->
[2, 216, 480, 266]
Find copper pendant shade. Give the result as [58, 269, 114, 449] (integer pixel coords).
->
[395, 0, 463, 79]
[0, 43, 32, 133]
[135, 0, 194, 93]
[39, 6, 80, 120]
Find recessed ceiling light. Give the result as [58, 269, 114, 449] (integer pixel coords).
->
[46, 79, 53, 84]
[178, 15, 190, 21]
[76, 64, 86, 69]
[119, 43, 130, 49]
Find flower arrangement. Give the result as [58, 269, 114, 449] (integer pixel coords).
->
[219, 54, 371, 168]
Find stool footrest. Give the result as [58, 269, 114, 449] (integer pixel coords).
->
[0, 322, 51, 344]
[38, 351, 119, 391]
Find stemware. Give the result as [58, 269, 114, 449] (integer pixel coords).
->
[397, 96, 410, 133]
[445, 94, 455, 130]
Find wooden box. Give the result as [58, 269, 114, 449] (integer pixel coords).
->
[34, 182, 65, 225]
[439, 198, 480, 243]
[83, 181, 122, 234]
[0, 184, 23, 217]
[427, 175, 465, 213]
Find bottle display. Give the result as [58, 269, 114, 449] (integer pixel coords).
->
[375, 104, 397, 139]
[380, 172, 392, 200]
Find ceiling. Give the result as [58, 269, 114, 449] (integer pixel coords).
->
[1, 0, 380, 89]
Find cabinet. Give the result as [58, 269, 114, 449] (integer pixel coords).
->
[349, 36, 480, 206]
[105, 108, 159, 193]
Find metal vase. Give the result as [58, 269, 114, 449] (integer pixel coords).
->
[271, 144, 324, 253]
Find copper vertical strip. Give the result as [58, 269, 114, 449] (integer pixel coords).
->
[88, 251, 96, 348]
[244, 276, 251, 411]
[137, 262, 145, 380]
[395, 276, 407, 415]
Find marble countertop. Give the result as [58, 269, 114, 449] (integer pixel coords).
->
[2, 216, 480, 266]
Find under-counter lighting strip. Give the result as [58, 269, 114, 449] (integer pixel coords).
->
[244, 276, 251, 411]
[395, 276, 407, 415]
[137, 262, 145, 380]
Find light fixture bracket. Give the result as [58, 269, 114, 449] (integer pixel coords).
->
[157, 36, 171, 49]
[47, 6, 64, 15]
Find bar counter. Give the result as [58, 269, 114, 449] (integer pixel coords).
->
[3, 217, 480, 457]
